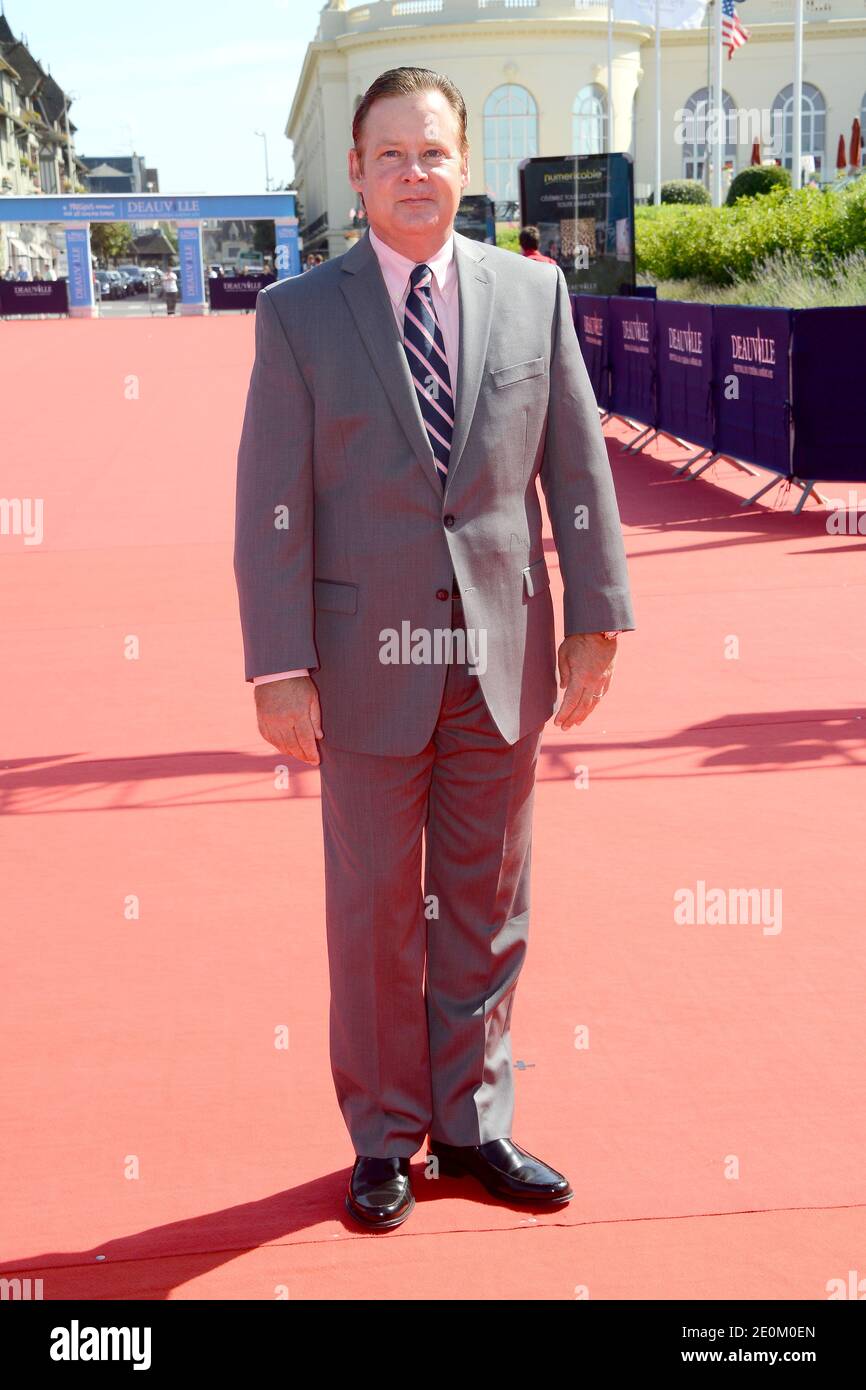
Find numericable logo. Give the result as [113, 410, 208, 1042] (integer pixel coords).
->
[49, 1321, 152, 1370]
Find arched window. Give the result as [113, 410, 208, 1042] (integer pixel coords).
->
[681, 87, 737, 182]
[483, 84, 538, 209]
[771, 82, 826, 175]
[572, 84, 608, 156]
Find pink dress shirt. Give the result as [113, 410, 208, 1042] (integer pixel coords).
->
[252, 224, 460, 685]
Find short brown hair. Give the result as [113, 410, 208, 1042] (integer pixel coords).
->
[352, 67, 468, 166]
[519, 226, 541, 252]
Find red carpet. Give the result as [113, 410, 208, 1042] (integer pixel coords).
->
[2, 316, 864, 1299]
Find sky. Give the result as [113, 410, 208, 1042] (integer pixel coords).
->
[3, 0, 347, 192]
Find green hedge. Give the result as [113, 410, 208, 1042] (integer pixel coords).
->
[726, 164, 791, 206]
[661, 179, 711, 205]
[635, 179, 866, 285]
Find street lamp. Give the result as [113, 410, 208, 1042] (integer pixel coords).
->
[254, 131, 271, 191]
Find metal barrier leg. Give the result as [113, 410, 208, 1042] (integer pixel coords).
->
[686, 452, 723, 481]
[741, 475, 784, 507]
[792, 479, 817, 515]
[671, 448, 709, 478]
[628, 429, 660, 455]
[622, 425, 653, 454]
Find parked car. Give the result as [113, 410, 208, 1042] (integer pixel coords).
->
[116, 264, 148, 294]
[104, 270, 129, 298]
[95, 269, 124, 300]
[94, 269, 115, 300]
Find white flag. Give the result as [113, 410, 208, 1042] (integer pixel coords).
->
[613, 0, 709, 27]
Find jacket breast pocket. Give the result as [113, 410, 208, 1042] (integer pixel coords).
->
[491, 356, 546, 389]
[314, 578, 358, 615]
[522, 558, 551, 599]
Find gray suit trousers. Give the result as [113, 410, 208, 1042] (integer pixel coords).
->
[318, 586, 544, 1157]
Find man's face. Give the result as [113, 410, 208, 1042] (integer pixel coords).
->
[348, 89, 469, 255]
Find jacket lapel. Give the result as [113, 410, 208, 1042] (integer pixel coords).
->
[446, 231, 494, 496]
[339, 230, 439, 496]
[339, 227, 495, 500]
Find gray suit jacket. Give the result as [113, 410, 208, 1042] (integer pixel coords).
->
[234, 227, 634, 756]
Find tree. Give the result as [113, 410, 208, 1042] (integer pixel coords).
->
[252, 220, 276, 259]
[90, 222, 134, 264]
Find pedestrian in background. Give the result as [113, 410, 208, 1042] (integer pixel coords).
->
[161, 265, 179, 315]
[518, 226, 557, 265]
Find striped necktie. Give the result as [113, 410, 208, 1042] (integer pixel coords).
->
[402, 263, 454, 487]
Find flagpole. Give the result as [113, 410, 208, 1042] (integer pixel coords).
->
[712, 0, 723, 205]
[607, 1, 615, 154]
[655, 0, 662, 204]
[704, 0, 712, 195]
[792, 0, 804, 188]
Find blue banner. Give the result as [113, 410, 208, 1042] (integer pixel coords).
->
[64, 226, 93, 309]
[177, 225, 205, 305]
[713, 307, 791, 476]
[609, 297, 656, 425]
[273, 221, 300, 280]
[0, 193, 296, 223]
[655, 300, 714, 449]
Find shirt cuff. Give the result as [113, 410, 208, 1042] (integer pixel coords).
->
[252, 669, 309, 684]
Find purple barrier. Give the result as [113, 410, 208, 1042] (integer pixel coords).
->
[791, 307, 866, 483]
[1, 278, 69, 315]
[208, 274, 275, 310]
[713, 307, 791, 476]
[655, 301, 714, 450]
[608, 297, 656, 426]
[573, 294, 610, 410]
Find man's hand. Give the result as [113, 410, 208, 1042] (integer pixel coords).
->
[254, 675, 323, 765]
[553, 633, 617, 730]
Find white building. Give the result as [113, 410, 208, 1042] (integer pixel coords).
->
[0, 15, 86, 277]
[286, 0, 866, 258]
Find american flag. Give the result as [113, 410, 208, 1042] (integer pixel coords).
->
[721, 0, 750, 58]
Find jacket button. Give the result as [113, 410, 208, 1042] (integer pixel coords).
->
[443, 514, 455, 527]
[436, 588, 450, 601]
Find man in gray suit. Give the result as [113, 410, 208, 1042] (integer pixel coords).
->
[234, 67, 634, 1229]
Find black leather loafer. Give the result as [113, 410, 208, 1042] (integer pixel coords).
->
[427, 1138, 573, 1205]
[345, 1155, 415, 1229]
